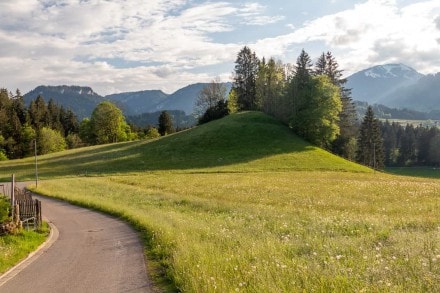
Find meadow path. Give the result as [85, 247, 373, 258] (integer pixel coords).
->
[0, 183, 153, 293]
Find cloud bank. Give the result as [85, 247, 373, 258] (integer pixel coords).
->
[0, 0, 439, 95]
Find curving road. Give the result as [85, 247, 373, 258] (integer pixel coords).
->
[0, 186, 153, 293]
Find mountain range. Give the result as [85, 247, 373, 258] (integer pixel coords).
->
[346, 64, 440, 113]
[22, 64, 439, 126]
[23, 83, 232, 122]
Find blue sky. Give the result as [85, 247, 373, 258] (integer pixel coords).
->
[0, 0, 439, 95]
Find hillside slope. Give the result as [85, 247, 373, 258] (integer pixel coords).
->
[0, 112, 371, 180]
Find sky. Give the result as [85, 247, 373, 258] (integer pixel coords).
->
[1, 0, 439, 95]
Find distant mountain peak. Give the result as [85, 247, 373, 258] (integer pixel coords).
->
[362, 63, 422, 80]
[34, 85, 100, 96]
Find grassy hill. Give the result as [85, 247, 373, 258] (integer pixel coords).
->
[0, 112, 369, 181]
[2, 112, 439, 292]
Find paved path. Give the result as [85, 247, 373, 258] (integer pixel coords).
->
[0, 184, 153, 292]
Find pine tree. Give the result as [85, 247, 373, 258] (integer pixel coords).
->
[232, 46, 260, 111]
[158, 111, 174, 136]
[356, 106, 384, 169]
[314, 52, 327, 76]
[288, 49, 313, 120]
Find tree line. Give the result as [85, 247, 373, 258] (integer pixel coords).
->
[0, 89, 178, 160]
[381, 120, 440, 166]
[0, 89, 79, 159]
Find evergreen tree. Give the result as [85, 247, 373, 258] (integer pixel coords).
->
[232, 46, 260, 111]
[158, 111, 174, 136]
[29, 95, 49, 130]
[397, 124, 417, 165]
[356, 106, 384, 169]
[288, 49, 313, 120]
[314, 52, 327, 76]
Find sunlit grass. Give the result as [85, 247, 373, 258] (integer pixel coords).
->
[32, 172, 440, 292]
[0, 223, 49, 273]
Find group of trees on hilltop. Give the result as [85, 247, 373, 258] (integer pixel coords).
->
[229, 45, 440, 169]
[231, 46, 358, 159]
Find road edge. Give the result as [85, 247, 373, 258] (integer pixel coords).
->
[0, 220, 59, 287]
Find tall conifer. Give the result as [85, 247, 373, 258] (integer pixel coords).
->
[356, 106, 384, 169]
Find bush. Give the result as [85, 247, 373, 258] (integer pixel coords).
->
[0, 150, 7, 161]
[0, 195, 10, 223]
[198, 100, 230, 125]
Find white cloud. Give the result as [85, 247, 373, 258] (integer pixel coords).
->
[0, 0, 439, 95]
[248, 0, 440, 75]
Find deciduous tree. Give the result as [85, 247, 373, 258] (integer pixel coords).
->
[193, 78, 227, 118]
[90, 101, 131, 144]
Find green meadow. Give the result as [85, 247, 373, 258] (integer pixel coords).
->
[1, 112, 439, 292]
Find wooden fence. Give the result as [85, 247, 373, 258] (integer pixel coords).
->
[15, 199, 42, 230]
[1, 175, 43, 231]
[13, 187, 42, 230]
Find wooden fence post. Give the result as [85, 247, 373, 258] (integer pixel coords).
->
[11, 174, 15, 219]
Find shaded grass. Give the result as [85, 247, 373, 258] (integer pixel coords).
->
[386, 167, 440, 179]
[0, 223, 49, 274]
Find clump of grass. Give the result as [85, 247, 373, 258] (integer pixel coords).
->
[0, 222, 49, 273]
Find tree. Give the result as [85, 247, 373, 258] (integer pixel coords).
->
[356, 106, 384, 169]
[158, 111, 174, 136]
[314, 52, 358, 158]
[38, 127, 67, 155]
[198, 100, 230, 124]
[29, 95, 49, 130]
[90, 101, 131, 144]
[289, 75, 342, 148]
[288, 49, 314, 121]
[428, 133, 440, 166]
[193, 78, 227, 118]
[257, 58, 286, 120]
[232, 46, 260, 111]
[145, 127, 161, 139]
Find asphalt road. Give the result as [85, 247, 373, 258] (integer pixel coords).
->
[0, 185, 153, 293]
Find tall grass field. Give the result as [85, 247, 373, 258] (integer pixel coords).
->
[1, 112, 439, 292]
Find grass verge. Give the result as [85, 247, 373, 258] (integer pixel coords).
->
[0, 223, 49, 274]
